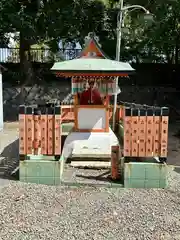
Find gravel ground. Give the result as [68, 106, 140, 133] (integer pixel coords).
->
[62, 166, 115, 186]
[0, 169, 179, 240]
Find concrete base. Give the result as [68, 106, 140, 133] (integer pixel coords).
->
[26, 155, 58, 160]
[20, 160, 62, 185]
[124, 162, 168, 188]
[70, 161, 111, 168]
[61, 127, 119, 161]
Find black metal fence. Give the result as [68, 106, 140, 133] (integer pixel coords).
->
[0, 48, 82, 63]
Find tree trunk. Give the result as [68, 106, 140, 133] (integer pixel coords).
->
[175, 40, 179, 66]
[19, 31, 34, 104]
[175, 34, 180, 89]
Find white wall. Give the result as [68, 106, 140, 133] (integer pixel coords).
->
[0, 71, 3, 130]
[78, 108, 106, 130]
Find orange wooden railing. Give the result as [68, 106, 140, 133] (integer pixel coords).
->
[61, 104, 124, 122]
[61, 105, 74, 122]
[123, 106, 169, 158]
[19, 105, 61, 159]
[19, 104, 124, 158]
[19, 103, 169, 160]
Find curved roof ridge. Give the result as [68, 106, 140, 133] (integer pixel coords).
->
[76, 37, 110, 59]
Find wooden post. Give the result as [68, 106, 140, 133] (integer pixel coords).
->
[145, 108, 154, 157]
[54, 106, 61, 159]
[26, 106, 34, 155]
[111, 146, 120, 180]
[74, 94, 78, 131]
[33, 108, 41, 155]
[19, 105, 26, 159]
[41, 107, 48, 155]
[160, 107, 169, 158]
[138, 109, 146, 157]
[47, 107, 54, 155]
[119, 105, 124, 121]
[131, 108, 139, 157]
[153, 108, 161, 157]
[105, 92, 109, 132]
[123, 107, 132, 157]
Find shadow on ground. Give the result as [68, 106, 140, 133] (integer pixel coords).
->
[76, 170, 111, 183]
[174, 167, 180, 174]
[74, 169, 123, 185]
[0, 139, 19, 180]
[3, 102, 19, 122]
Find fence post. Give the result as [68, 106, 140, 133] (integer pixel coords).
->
[54, 106, 61, 160]
[123, 107, 132, 157]
[145, 108, 154, 157]
[19, 105, 26, 160]
[26, 106, 34, 155]
[33, 108, 41, 155]
[153, 108, 161, 157]
[131, 108, 139, 157]
[138, 109, 146, 157]
[47, 106, 54, 156]
[41, 107, 48, 155]
[160, 107, 169, 159]
[111, 146, 120, 180]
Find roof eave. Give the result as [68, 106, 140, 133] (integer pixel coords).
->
[53, 69, 135, 77]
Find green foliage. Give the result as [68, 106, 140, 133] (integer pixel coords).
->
[0, 0, 180, 64]
[122, 0, 180, 63]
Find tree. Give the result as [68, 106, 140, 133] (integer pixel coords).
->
[0, 0, 108, 103]
[118, 0, 180, 64]
[2, 0, 180, 67]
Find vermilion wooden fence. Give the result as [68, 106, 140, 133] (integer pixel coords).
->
[61, 104, 124, 122]
[19, 103, 169, 160]
[19, 104, 124, 158]
[123, 106, 169, 158]
[19, 105, 61, 159]
[61, 105, 74, 122]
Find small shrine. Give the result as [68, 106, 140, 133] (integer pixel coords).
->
[51, 32, 134, 165]
[19, 32, 169, 189]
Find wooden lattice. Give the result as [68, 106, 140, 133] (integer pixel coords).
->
[123, 107, 169, 158]
[19, 105, 61, 158]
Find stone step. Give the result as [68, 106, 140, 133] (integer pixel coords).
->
[11, 166, 19, 175]
[70, 161, 111, 169]
[0, 171, 5, 176]
[70, 158, 110, 162]
[0, 157, 5, 164]
[0, 167, 7, 177]
[0, 166, 7, 170]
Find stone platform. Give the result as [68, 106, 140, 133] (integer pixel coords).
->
[20, 160, 61, 185]
[124, 162, 168, 188]
[19, 158, 168, 188]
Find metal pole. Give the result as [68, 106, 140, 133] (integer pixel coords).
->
[112, 1, 151, 131]
[112, 0, 123, 131]
[0, 69, 3, 131]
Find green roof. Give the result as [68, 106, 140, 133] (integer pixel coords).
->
[51, 58, 134, 73]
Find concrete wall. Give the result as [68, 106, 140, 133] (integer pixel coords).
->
[3, 81, 71, 121]
[2, 81, 176, 122]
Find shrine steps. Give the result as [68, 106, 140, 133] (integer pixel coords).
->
[70, 160, 111, 169]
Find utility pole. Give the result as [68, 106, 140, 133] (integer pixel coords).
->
[112, 0, 123, 131]
[112, 0, 152, 131]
